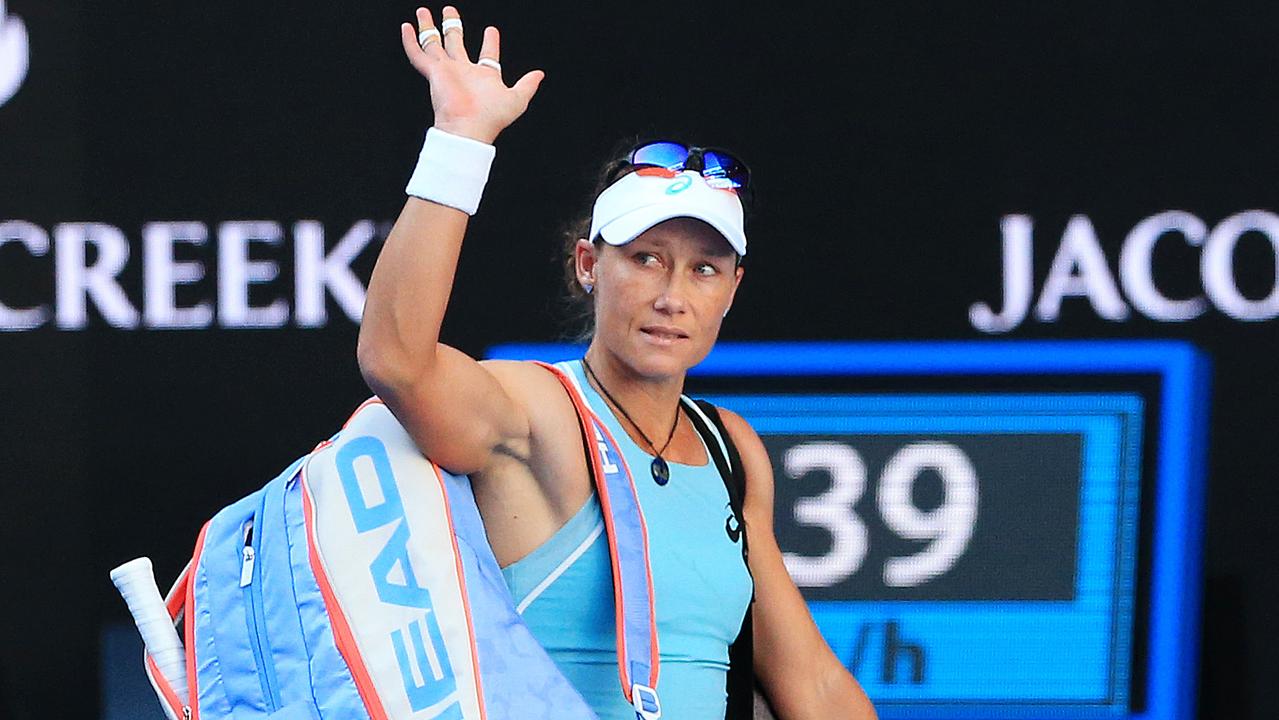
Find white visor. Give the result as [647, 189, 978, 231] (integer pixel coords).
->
[588, 170, 747, 256]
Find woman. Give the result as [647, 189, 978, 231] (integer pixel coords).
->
[359, 6, 878, 719]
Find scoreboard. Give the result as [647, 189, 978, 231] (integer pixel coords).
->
[488, 341, 1209, 720]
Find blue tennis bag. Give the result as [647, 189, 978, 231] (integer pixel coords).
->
[143, 363, 662, 720]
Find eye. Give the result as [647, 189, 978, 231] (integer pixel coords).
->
[634, 252, 660, 266]
[694, 263, 719, 276]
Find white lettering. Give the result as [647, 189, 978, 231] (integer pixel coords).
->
[878, 442, 978, 588]
[1119, 211, 1208, 322]
[0, 219, 382, 331]
[1034, 215, 1129, 323]
[781, 443, 869, 587]
[0, 220, 50, 330]
[1202, 210, 1279, 321]
[54, 222, 138, 329]
[295, 219, 372, 327]
[969, 215, 1033, 333]
[972, 211, 1279, 331]
[217, 221, 288, 328]
[143, 221, 213, 329]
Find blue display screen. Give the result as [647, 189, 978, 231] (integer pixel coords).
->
[700, 393, 1143, 717]
[486, 341, 1209, 720]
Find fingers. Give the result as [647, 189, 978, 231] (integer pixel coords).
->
[400, 7, 443, 79]
[403, 5, 537, 106]
[478, 26, 500, 65]
[414, 7, 444, 58]
[399, 23, 420, 61]
[511, 69, 546, 105]
[400, 23, 433, 78]
[440, 6, 465, 59]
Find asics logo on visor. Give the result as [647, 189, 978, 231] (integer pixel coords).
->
[665, 176, 693, 195]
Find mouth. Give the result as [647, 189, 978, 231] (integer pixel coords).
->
[639, 326, 690, 345]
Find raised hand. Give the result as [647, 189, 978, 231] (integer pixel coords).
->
[399, 6, 545, 144]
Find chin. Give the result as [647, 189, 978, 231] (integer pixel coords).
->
[627, 336, 713, 379]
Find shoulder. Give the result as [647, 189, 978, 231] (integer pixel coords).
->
[713, 406, 760, 452]
[480, 359, 567, 395]
[714, 406, 766, 468]
[480, 358, 579, 427]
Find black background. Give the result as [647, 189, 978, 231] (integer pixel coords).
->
[768, 432, 1083, 602]
[1, 2, 1275, 718]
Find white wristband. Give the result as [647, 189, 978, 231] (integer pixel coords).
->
[404, 127, 497, 215]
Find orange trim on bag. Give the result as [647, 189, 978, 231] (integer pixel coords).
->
[590, 415, 661, 691]
[427, 460, 488, 720]
[165, 562, 190, 617]
[343, 397, 384, 428]
[186, 521, 211, 720]
[145, 560, 193, 718]
[300, 468, 392, 720]
[533, 363, 633, 695]
[535, 361, 661, 697]
[145, 655, 186, 718]
[309, 399, 486, 718]
[307, 397, 384, 453]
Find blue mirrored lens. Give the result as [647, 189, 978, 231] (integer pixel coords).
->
[631, 141, 690, 170]
[701, 150, 749, 189]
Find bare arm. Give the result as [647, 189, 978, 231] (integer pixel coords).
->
[357, 6, 545, 474]
[719, 409, 879, 720]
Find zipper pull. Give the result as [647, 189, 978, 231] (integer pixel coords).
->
[240, 545, 256, 587]
[240, 522, 256, 588]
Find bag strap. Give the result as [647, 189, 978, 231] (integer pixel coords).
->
[680, 398, 746, 557]
[538, 361, 662, 719]
[681, 397, 756, 720]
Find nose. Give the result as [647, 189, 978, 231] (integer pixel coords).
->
[653, 271, 691, 315]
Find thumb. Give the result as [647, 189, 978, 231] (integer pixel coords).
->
[511, 69, 546, 105]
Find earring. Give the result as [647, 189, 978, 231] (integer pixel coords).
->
[723, 308, 730, 318]
[582, 279, 594, 294]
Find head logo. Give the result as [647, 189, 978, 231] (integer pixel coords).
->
[0, 0, 28, 108]
[665, 174, 693, 195]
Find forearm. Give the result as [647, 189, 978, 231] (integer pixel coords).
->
[358, 194, 469, 389]
[812, 663, 878, 720]
[360, 6, 542, 393]
[759, 633, 877, 720]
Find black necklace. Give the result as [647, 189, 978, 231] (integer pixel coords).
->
[581, 357, 679, 485]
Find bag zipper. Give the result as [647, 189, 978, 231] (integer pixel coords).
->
[240, 517, 282, 711]
[145, 544, 199, 720]
[147, 652, 193, 720]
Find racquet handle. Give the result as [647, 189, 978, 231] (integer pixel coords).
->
[110, 557, 189, 703]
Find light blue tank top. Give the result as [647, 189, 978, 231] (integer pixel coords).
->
[501, 360, 753, 719]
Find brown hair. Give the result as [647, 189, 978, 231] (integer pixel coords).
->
[555, 137, 641, 341]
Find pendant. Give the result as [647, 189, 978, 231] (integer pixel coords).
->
[651, 457, 670, 486]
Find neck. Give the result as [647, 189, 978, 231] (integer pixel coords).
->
[582, 343, 685, 448]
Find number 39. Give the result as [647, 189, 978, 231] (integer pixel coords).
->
[781, 441, 979, 589]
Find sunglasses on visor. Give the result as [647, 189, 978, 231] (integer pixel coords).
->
[628, 141, 751, 191]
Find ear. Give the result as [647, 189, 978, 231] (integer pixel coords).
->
[723, 263, 745, 316]
[574, 238, 598, 291]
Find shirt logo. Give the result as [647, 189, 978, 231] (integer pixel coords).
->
[0, 0, 29, 108]
[725, 504, 742, 543]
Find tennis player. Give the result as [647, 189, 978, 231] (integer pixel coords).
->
[359, 6, 878, 719]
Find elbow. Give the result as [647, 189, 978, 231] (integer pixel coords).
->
[357, 330, 444, 405]
[357, 332, 411, 400]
